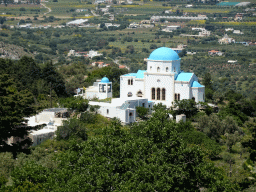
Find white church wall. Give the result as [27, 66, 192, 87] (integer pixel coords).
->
[175, 82, 191, 100]
[191, 87, 205, 102]
[134, 79, 144, 97]
[192, 88, 199, 102]
[120, 76, 144, 98]
[144, 73, 174, 108]
[147, 60, 181, 74]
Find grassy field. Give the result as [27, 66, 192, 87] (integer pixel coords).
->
[46, 2, 95, 17]
[0, 4, 47, 17]
[182, 8, 231, 14]
[213, 22, 256, 26]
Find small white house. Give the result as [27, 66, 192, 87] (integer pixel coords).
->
[25, 108, 69, 146]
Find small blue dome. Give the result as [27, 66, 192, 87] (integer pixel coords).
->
[101, 77, 110, 83]
[148, 47, 180, 61]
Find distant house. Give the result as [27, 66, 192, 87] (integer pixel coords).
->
[68, 50, 87, 57]
[162, 25, 180, 32]
[129, 22, 140, 28]
[199, 30, 211, 36]
[67, 49, 75, 57]
[228, 60, 237, 64]
[66, 19, 88, 27]
[192, 27, 205, 31]
[164, 10, 172, 14]
[185, 4, 193, 8]
[234, 13, 243, 21]
[19, 24, 32, 29]
[191, 27, 210, 36]
[218, 34, 235, 44]
[233, 30, 244, 35]
[76, 9, 87, 12]
[87, 50, 103, 58]
[95, 0, 111, 4]
[92, 61, 105, 68]
[225, 28, 234, 32]
[105, 23, 120, 28]
[119, 65, 128, 69]
[208, 50, 223, 56]
[171, 44, 187, 54]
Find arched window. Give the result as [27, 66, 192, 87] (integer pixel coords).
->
[128, 79, 130, 85]
[131, 79, 133, 85]
[129, 112, 133, 116]
[150, 66, 152, 71]
[157, 88, 161, 100]
[137, 90, 143, 97]
[162, 88, 166, 100]
[107, 109, 109, 114]
[178, 94, 180, 101]
[166, 67, 168, 72]
[152, 88, 155, 100]
[157, 67, 160, 72]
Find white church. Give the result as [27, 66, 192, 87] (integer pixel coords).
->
[76, 47, 205, 124]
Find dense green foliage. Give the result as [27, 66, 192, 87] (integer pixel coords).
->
[0, 57, 67, 110]
[0, 106, 238, 191]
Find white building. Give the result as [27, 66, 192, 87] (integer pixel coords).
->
[75, 77, 112, 100]
[218, 34, 235, 44]
[162, 25, 180, 32]
[225, 28, 234, 32]
[84, 47, 204, 124]
[87, 50, 103, 58]
[208, 50, 223, 56]
[199, 30, 211, 36]
[25, 108, 69, 146]
[120, 47, 205, 107]
[233, 30, 244, 35]
[185, 4, 193, 8]
[66, 19, 88, 27]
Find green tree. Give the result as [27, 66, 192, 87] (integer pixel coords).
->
[242, 119, 256, 162]
[172, 99, 198, 118]
[136, 106, 149, 119]
[197, 114, 224, 142]
[41, 62, 67, 97]
[56, 118, 87, 141]
[203, 72, 214, 101]
[0, 74, 35, 158]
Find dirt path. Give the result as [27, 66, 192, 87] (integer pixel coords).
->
[41, 3, 51, 15]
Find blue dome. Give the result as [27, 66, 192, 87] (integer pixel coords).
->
[101, 77, 110, 83]
[148, 47, 180, 61]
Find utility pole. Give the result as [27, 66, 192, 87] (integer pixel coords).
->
[50, 82, 52, 108]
